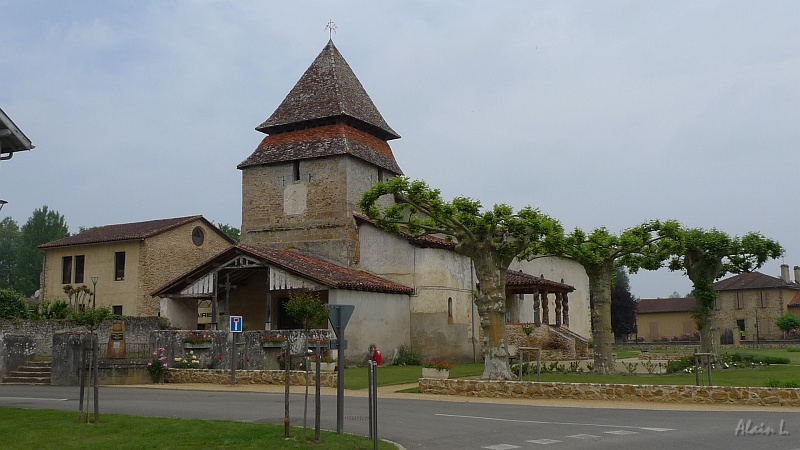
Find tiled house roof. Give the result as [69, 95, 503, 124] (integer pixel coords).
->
[153, 244, 414, 296]
[239, 123, 403, 174]
[637, 297, 697, 314]
[38, 216, 231, 249]
[712, 271, 800, 291]
[789, 291, 800, 307]
[256, 40, 399, 141]
[240, 40, 403, 174]
[505, 270, 575, 293]
[354, 213, 454, 249]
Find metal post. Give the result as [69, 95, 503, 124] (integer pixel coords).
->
[92, 333, 99, 424]
[368, 361, 374, 440]
[371, 360, 378, 450]
[230, 331, 237, 385]
[78, 346, 86, 422]
[694, 347, 699, 386]
[314, 343, 321, 443]
[707, 355, 713, 386]
[336, 314, 345, 434]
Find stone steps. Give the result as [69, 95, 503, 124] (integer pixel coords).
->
[2, 360, 51, 385]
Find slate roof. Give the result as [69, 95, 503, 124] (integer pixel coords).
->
[257, 40, 399, 141]
[153, 244, 414, 296]
[38, 216, 231, 249]
[712, 271, 800, 291]
[637, 297, 697, 314]
[238, 123, 403, 174]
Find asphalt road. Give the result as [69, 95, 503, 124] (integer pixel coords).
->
[1, 384, 798, 450]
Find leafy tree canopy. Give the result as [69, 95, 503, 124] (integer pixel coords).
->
[611, 267, 637, 339]
[215, 223, 240, 243]
[0, 217, 21, 289]
[11, 206, 69, 296]
[0, 287, 30, 319]
[776, 312, 800, 334]
[285, 291, 328, 330]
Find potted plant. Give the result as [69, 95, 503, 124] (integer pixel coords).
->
[311, 354, 337, 372]
[422, 360, 452, 379]
[260, 335, 286, 348]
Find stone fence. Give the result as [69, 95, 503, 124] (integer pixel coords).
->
[166, 368, 337, 388]
[419, 378, 800, 407]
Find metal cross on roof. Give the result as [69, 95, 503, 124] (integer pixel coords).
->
[326, 19, 337, 39]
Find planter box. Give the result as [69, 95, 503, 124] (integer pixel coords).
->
[261, 342, 285, 348]
[319, 362, 336, 372]
[422, 367, 449, 379]
[183, 343, 212, 349]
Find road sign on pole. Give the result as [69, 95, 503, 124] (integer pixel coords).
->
[327, 304, 355, 434]
[230, 316, 243, 333]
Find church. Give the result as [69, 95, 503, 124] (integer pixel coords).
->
[149, 40, 591, 362]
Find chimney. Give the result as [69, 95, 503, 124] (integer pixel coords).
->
[780, 264, 790, 283]
[795, 265, 800, 284]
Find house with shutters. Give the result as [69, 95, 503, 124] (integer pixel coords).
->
[38, 216, 233, 317]
[152, 40, 591, 362]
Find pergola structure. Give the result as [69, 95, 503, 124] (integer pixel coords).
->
[505, 270, 576, 328]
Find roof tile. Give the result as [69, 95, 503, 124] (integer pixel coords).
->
[637, 297, 697, 314]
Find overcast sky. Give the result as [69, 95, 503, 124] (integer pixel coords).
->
[2, 1, 798, 299]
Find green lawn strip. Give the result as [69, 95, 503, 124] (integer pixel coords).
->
[344, 363, 485, 390]
[0, 407, 394, 450]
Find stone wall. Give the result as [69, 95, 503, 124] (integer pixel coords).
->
[419, 379, 800, 407]
[166, 368, 337, 387]
[1, 334, 35, 377]
[0, 317, 162, 358]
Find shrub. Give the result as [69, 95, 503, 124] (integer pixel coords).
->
[393, 345, 420, 366]
[147, 348, 168, 382]
[0, 288, 29, 320]
[665, 356, 694, 373]
[765, 378, 781, 388]
[784, 380, 800, 388]
[787, 347, 800, 353]
[32, 299, 70, 320]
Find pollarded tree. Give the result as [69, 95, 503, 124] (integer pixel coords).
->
[558, 221, 674, 374]
[664, 227, 782, 357]
[360, 177, 562, 380]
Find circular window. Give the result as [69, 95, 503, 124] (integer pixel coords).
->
[191, 226, 205, 246]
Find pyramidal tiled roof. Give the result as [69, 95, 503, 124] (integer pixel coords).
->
[38, 216, 227, 249]
[257, 40, 399, 140]
[712, 271, 800, 291]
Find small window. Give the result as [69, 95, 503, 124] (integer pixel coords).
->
[74, 255, 85, 283]
[447, 297, 453, 324]
[759, 291, 766, 308]
[112, 305, 123, 316]
[191, 226, 205, 246]
[62, 256, 72, 284]
[736, 292, 742, 309]
[292, 161, 300, 181]
[115, 252, 126, 281]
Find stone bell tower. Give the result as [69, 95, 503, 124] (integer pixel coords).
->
[238, 40, 402, 266]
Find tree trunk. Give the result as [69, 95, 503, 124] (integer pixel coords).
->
[471, 253, 514, 380]
[587, 263, 615, 374]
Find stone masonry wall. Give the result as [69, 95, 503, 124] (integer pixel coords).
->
[166, 368, 337, 387]
[419, 379, 800, 407]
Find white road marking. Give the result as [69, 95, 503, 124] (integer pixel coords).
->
[482, 445, 520, 450]
[567, 434, 601, 439]
[0, 397, 68, 402]
[526, 439, 561, 444]
[435, 413, 676, 432]
[605, 430, 638, 435]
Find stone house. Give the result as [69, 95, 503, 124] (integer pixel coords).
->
[636, 297, 698, 342]
[637, 264, 800, 343]
[713, 264, 800, 340]
[153, 40, 591, 362]
[38, 216, 233, 316]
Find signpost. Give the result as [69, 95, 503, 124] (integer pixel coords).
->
[327, 304, 354, 434]
[230, 316, 242, 385]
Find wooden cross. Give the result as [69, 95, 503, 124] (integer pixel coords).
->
[220, 273, 237, 315]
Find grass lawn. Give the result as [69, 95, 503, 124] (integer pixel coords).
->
[0, 407, 394, 450]
[345, 348, 800, 390]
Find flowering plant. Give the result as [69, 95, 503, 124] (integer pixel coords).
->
[173, 350, 201, 369]
[308, 337, 330, 346]
[260, 335, 286, 344]
[309, 353, 336, 363]
[183, 331, 213, 344]
[147, 347, 169, 382]
[423, 360, 452, 371]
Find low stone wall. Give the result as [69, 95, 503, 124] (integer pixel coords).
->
[166, 368, 337, 388]
[419, 379, 800, 407]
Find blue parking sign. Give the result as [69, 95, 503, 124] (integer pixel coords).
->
[230, 315, 243, 333]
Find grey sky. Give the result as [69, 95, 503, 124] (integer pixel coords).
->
[2, 1, 798, 299]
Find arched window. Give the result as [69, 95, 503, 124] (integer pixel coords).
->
[447, 297, 453, 323]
